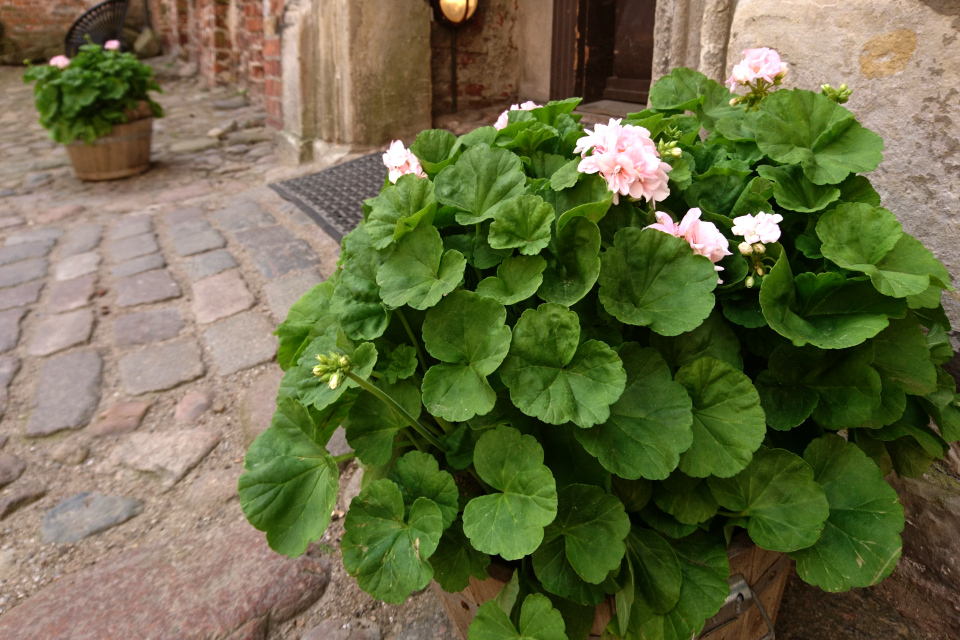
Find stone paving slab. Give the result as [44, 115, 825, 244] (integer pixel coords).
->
[90, 400, 151, 437]
[0, 454, 26, 488]
[264, 269, 322, 321]
[0, 257, 47, 287]
[211, 201, 276, 231]
[110, 253, 165, 278]
[0, 307, 27, 352]
[0, 355, 20, 418]
[0, 279, 43, 310]
[59, 224, 101, 257]
[107, 233, 159, 263]
[0, 240, 54, 266]
[102, 429, 221, 490]
[108, 216, 152, 241]
[169, 220, 226, 257]
[5, 227, 62, 247]
[204, 311, 278, 375]
[239, 236, 320, 279]
[112, 308, 183, 347]
[46, 273, 96, 314]
[114, 269, 181, 307]
[27, 308, 94, 356]
[0, 486, 46, 520]
[0, 519, 329, 640]
[191, 269, 254, 324]
[118, 337, 204, 394]
[183, 248, 237, 281]
[26, 350, 102, 437]
[40, 492, 142, 543]
[157, 182, 213, 203]
[54, 253, 98, 281]
[163, 206, 205, 225]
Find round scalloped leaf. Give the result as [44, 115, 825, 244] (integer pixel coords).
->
[790, 434, 904, 592]
[298, 339, 378, 411]
[388, 451, 459, 530]
[653, 471, 719, 525]
[476, 255, 548, 305]
[366, 174, 437, 249]
[623, 526, 682, 615]
[755, 370, 819, 431]
[421, 290, 512, 422]
[331, 226, 390, 340]
[575, 344, 693, 481]
[276, 277, 338, 371]
[376, 223, 466, 310]
[431, 521, 491, 593]
[598, 228, 718, 336]
[649, 67, 708, 112]
[489, 194, 556, 255]
[435, 144, 527, 225]
[344, 378, 421, 466]
[707, 447, 830, 552]
[469, 593, 568, 640]
[239, 398, 339, 557]
[409, 128, 461, 175]
[538, 216, 602, 306]
[341, 479, 443, 604]
[649, 310, 743, 371]
[756, 163, 840, 213]
[871, 314, 937, 395]
[541, 173, 614, 230]
[756, 89, 884, 185]
[500, 304, 626, 428]
[462, 427, 558, 561]
[676, 357, 766, 479]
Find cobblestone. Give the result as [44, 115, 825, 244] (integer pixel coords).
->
[0, 240, 54, 265]
[90, 400, 151, 437]
[6, 227, 62, 246]
[102, 429, 221, 490]
[183, 249, 236, 280]
[40, 493, 142, 543]
[45, 273, 96, 314]
[0, 356, 20, 418]
[118, 338, 204, 394]
[191, 269, 254, 324]
[108, 233, 159, 263]
[110, 253, 165, 278]
[53, 252, 98, 281]
[204, 312, 278, 375]
[233, 225, 321, 279]
[59, 224, 101, 257]
[0, 257, 47, 287]
[0, 307, 26, 353]
[264, 269, 322, 321]
[163, 206, 205, 225]
[27, 308, 95, 356]
[114, 269, 181, 307]
[108, 216, 152, 240]
[0, 280, 43, 310]
[112, 308, 183, 346]
[211, 201, 275, 231]
[26, 350, 102, 436]
[169, 220, 226, 257]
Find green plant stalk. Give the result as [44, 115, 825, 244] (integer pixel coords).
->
[395, 308, 430, 375]
[402, 429, 425, 452]
[346, 371, 448, 451]
[333, 452, 356, 463]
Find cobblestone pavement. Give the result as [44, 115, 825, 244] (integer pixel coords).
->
[0, 65, 457, 639]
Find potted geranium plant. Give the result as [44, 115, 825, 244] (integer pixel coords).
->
[239, 48, 958, 640]
[23, 40, 163, 181]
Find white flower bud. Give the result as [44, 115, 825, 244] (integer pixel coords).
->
[328, 371, 341, 390]
[754, 243, 766, 254]
[729, 98, 738, 107]
[738, 242, 753, 255]
[670, 147, 682, 158]
[745, 276, 755, 288]
[338, 355, 351, 370]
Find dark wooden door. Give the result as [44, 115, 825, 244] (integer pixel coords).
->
[604, 0, 657, 102]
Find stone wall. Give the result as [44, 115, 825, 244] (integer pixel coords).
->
[0, 0, 100, 64]
[430, 0, 520, 115]
[517, 0, 553, 104]
[728, 0, 960, 326]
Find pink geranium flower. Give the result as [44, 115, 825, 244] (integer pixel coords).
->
[494, 101, 541, 130]
[647, 208, 732, 276]
[732, 211, 784, 244]
[727, 48, 788, 90]
[575, 118, 671, 204]
[104, 40, 121, 51]
[382, 140, 426, 184]
[49, 55, 70, 69]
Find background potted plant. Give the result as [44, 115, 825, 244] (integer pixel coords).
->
[23, 40, 164, 181]
[238, 49, 958, 640]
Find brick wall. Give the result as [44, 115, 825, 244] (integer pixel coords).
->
[0, 0, 101, 63]
[262, 0, 282, 129]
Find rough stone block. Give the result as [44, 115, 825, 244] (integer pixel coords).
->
[191, 269, 254, 324]
[118, 338, 204, 394]
[169, 220, 226, 256]
[240, 365, 284, 446]
[0, 486, 46, 520]
[112, 308, 183, 347]
[204, 312, 278, 375]
[37, 204, 84, 225]
[157, 181, 212, 203]
[90, 400, 151, 437]
[115, 269, 181, 307]
[0, 454, 26, 488]
[103, 429, 221, 490]
[175, 389, 213, 422]
[59, 224, 101, 257]
[40, 493, 142, 543]
[163, 206, 205, 226]
[108, 216, 152, 241]
[246, 238, 320, 279]
[0, 307, 27, 353]
[108, 233, 159, 263]
[110, 253, 165, 278]
[264, 269, 321, 321]
[46, 273, 96, 313]
[0, 257, 48, 287]
[184, 249, 237, 281]
[186, 469, 239, 508]
[26, 350, 102, 436]
[211, 201, 276, 231]
[54, 252, 98, 281]
[0, 280, 43, 310]
[48, 442, 89, 465]
[6, 227, 62, 246]
[0, 239, 54, 266]
[0, 356, 20, 419]
[27, 308, 94, 356]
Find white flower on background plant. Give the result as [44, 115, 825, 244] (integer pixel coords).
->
[732, 211, 784, 245]
[494, 101, 541, 130]
[382, 140, 426, 184]
[647, 208, 731, 277]
[575, 118, 671, 205]
[104, 40, 121, 51]
[726, 48, 788, 90]
[49, 55, 70, 69]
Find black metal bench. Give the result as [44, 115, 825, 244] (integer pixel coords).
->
[64, 0, 130, 57]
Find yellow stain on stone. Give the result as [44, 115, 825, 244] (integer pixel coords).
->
[859, 29, 918, 78]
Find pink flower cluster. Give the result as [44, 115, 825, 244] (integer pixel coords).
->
[104, 40, 121, 51]
[731, 212, 783, 244]
[726, 48, 788, 90]
[382, 140, 426, 184]
[647, 208, 732, 278]
[49, 55, 70, 69]
[494, 101, 541, 130]
[574, 119, 672, 205]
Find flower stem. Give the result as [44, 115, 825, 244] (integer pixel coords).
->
[395, 308, 429, 375]
[347, 371, 447, 452]
[433, 415, 455, 435]
[333, 452, 355, 464]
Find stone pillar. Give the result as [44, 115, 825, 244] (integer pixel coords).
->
[518, 0, 554, 103]
[277, 0, 316, 163]
[650, 0, 707, 86]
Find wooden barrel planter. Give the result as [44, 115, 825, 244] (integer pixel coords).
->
[432, 534, 790, 640]
[65, 111, 153, 181]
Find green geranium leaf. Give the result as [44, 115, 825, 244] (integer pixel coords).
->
[366, 174, 437, 249]
[469, 593, 568, 640]
[575, 344, 693, 481]
[298, 339, 378, 411]
[638, 504, 700, 540]
[432, 521, 491, 593]
[341, 480, 443, 604]
[650, 310, 742, 371]
[477, 255, 548, 305]
[649, 67, 708, 111]
[541, 174, 614, 230]
[708, 447, 829, 552]
[759, 247, 905, 349]
[550, 158, 582, 190]
[871, 315, 937, 395]
[920, 367, 960, 441]
[276, 278, 338, 370]
[817, 204, 950, 298]
[529, 152, 571, 180]
[421, 290, 512, 422]
[331, 226, 391, 340]
[538, 216, 602, 306]
[790, 434, 904, 591]
[721, 294, 767, 328]
[755, 370, 818, 431]
[500, 303, 626, 428]
[344, 378, 421, 466]
[489, 195, 556, 255]
[598, 228, 718, 336]
[410, 128, 461, 175]
[613, 476, 653, 512]
[838, 174, 881, 206]
[676, 357, 766, 478]
[376, 224, 466, 310]
[624, 526, 683, 615]
[463, 427, 558, 560]
[654, 471, 719, 525]
[435, 144, 527, 224]
[756, 89, 884, 185]
[926, 324, 953, 365]
[380, 344, 418, 384]
[756, 163, 841, 213]
[239, 398, 339, 557]
[389, 451, 459, 529]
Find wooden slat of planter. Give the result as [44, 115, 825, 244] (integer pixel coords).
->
[65, 118, 152, 181]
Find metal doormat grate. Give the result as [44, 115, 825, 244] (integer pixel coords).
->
[268, 152, 387, 242]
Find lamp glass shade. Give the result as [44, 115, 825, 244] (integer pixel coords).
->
[438, 0, 477, 25]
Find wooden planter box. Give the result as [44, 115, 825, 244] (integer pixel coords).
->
[432, 534, 790, 640]
[65, 114, 153, 181]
